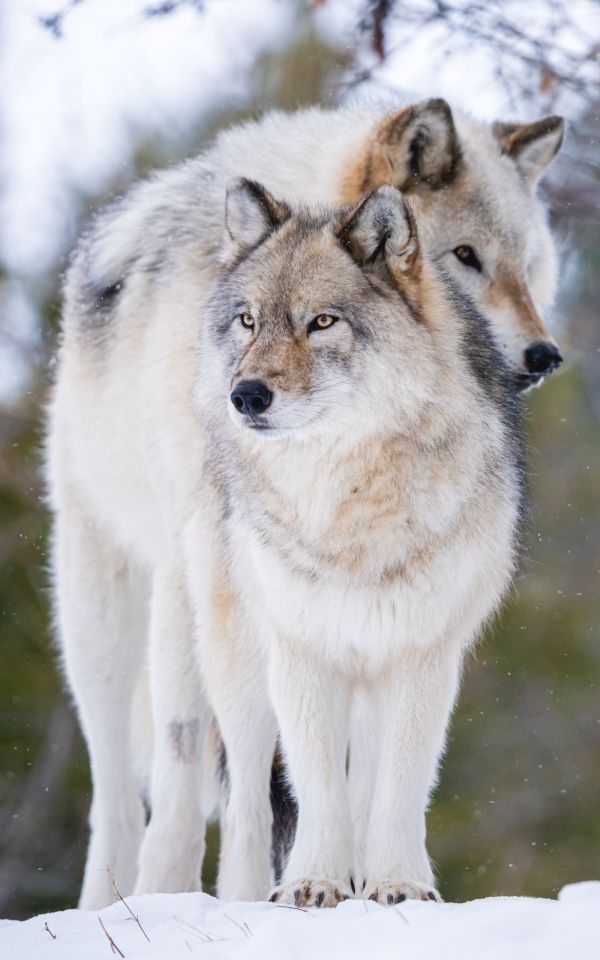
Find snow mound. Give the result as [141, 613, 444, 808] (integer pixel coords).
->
[2, 882, 599, 959]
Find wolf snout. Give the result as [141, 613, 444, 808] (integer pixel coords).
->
[524, 341, 563, 376]
[230, 379, 273, 416]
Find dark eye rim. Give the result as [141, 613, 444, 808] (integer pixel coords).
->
[307, 313, 339, 334]
[237, 312, 255, 330]
[453, 245, 482, 272]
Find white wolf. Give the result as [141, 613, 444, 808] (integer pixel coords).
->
[47, 99, 561, 908]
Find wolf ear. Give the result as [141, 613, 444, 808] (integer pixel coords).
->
[223, 178, 290, 264]
[337, 186, 421, 287]
[377, 98, 461, 192]
[493, 116, 564, 183]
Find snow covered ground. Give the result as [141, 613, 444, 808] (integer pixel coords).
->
[1, 882, 599, 960]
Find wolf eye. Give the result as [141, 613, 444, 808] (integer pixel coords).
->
[453, 245, 482, 272]
[238, 312, 254, 330]
[308, 314, 338, 334]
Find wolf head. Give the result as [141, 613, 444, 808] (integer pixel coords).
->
[207, 178, 504, 439]
[341, 99, 565, 390]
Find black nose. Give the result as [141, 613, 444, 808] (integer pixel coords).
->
[524, 342, 563, 375]
[230, 379, 272, 416]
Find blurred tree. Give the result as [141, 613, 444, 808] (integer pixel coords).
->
[1, 0, 598, 918]
[354, 0, 599, 106]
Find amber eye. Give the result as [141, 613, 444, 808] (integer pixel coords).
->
[238, 313, 254, 330]
[308, 314, 338, 334]
[453, 245, 482, 272]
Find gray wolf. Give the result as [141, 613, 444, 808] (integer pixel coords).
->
[47, 98, 559, 908]
[186, 180, 524, 904]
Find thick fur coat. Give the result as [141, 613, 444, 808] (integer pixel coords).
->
[46, 99, 561, 908]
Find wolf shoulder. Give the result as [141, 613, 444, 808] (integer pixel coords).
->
[59, 106, 380, 344]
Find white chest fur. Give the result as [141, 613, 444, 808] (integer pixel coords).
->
[229, 497, 511, 679]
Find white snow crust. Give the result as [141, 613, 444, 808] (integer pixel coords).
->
[1, 881, 599, 959]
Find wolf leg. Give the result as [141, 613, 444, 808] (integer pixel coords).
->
[196, 585, 277, 901]
[348, 696, 379, 894]
[134, 561, 209, 894]
[268, 643, 354, 907]
[181, 501, 278, 902]
[363, 642, 462, 904]
[213, 664, 277, 902]
[53, 500, 147, 909]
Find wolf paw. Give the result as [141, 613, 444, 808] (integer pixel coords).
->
[365, 880, 442, 905]
[269, 878, 353, 908]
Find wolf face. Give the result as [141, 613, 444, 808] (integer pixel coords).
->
[209, 178, 454, 440]
[341, 99, 564, 389]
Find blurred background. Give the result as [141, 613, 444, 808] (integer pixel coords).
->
[0, 0, 598, 920]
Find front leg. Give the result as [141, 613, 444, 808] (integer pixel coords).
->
[268, 642, 354, 907]
[202, 603, 277, 903]
[364, 642, 462, 905]
[134, 560, 209, 895]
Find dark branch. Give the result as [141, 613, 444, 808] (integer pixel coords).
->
[346, 0, 600, 107]
[37, 0, 204, 38]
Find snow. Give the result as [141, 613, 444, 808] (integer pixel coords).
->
[2, 883, 599, 960]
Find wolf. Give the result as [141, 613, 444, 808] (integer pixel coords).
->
[47, 98, 559, 909]
[188, 181, 524, 906]
[204, 98, 565, 385]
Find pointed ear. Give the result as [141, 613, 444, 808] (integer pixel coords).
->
[223, 178, 290, 264]
[337, 186, 421, 287]
[377, 98, 461, 192]
[493, 116, 564, 183]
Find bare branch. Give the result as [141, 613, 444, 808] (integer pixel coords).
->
[98, 917, 125, 958]
[108, 868, 150, 942]
[38, 0, 83, 39]
[364, 0, 393, 60]
[173, 916, 226, 943]
[347, 0, 600, 108]
[37, 0, 204, 38]
[223, 912, 253, 939]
